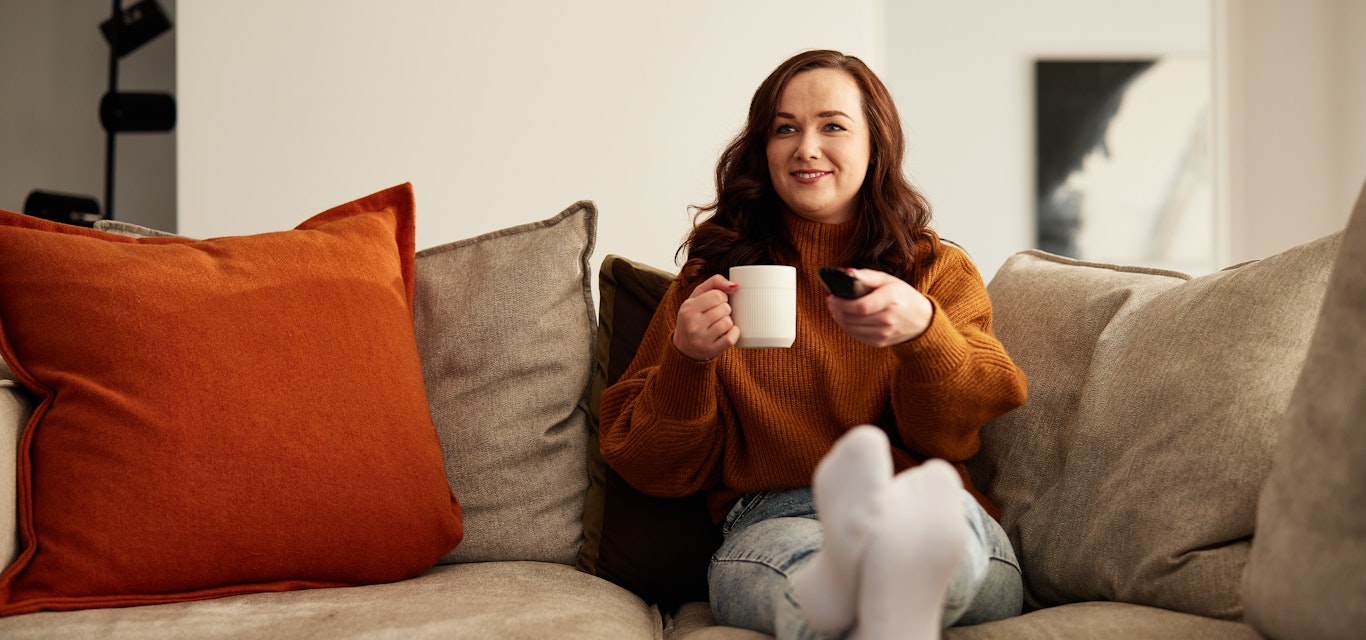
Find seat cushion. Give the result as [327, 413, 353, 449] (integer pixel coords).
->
[973, 229, 1342, 619]
[945, 602, 1264, 640]
[663, 602, 772, 640]
[0, 562, 660, 639]
[662, 601, 1263, 640]
[1242, 180, 1366, 640]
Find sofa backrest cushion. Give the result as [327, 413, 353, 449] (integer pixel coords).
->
[974, 230, 1342, 620]
[576, 254, 721, 606]
[0, 184, 464, 614]
[968, 255, 1188, 542]
[414, 202, 597, 565]
[1242, 179, 1366, 640]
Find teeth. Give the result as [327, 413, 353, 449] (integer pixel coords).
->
[796, 172, 825, 179]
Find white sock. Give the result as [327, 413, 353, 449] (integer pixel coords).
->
[791, 426, 894, 633]
[852, 459, 969, 640]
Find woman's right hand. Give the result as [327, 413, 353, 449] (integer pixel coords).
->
[672, 274, 740, 361]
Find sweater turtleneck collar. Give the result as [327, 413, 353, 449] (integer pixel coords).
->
[782, 209, 858, 265]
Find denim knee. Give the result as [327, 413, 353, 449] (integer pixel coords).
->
[943, 491, 1023, 627]
[709, 486, 1022, 636]
[710, 488, 829, 639]
[709, 513, 822, 634]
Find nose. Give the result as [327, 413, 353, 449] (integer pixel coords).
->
[795, 131, 820, 160]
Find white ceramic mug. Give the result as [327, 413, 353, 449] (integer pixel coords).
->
[728, 265, 797, 349]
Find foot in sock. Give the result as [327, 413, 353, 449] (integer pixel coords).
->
[851, 459, 969, 640]
[791, 426, 894, 633]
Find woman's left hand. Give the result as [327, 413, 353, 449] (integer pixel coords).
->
[824, 269, 934, 347]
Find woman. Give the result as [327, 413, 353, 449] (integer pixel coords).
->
[598, 50, 1027, 640]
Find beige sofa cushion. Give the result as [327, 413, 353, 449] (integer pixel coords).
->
[974, 230, 1342, 620]
[414, 203, 597, 565]
[0, 561, 659, 639]
[945, 602, 1263, 640]
[1242, 181, 1366, 640]
[968, 256, 1188, 546]
[664, 601, 1262, 639]
[1, 382, 27, 574]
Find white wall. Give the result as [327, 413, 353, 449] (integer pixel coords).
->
[872, 0, 1364, 274]
[0, 0, 176, 231]
[175, 0, 1364, 281]
[1224, 0, 1365, 263]
[1343, 0, 1366, 215]
[177, 1, 883, 274]
[884, 0, 1211, 277]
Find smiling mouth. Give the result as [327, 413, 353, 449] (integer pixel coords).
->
[793, 171, 830, 180]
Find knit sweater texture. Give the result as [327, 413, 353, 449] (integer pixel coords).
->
[599, 213, 1027, 522]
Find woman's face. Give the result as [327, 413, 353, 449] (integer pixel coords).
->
[765, 68, 871, 225]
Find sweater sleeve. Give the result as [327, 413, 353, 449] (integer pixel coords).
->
[889, 247, 1028, 463]
[597, 280, 729, 498]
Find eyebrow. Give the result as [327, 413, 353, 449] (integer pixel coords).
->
[775, 110, 854, 120]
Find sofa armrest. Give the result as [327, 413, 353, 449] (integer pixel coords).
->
[0, 380, 28, 572]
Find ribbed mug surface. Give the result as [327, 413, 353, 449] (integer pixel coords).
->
[729, 265, 796, 349]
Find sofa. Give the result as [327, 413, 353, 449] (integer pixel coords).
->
[0, 179, 1361, 639]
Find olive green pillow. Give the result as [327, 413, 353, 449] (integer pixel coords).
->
[577, 254, 722, 607]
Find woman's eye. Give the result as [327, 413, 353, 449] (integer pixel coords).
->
[823, 123, 847, 132]
[775, 124, 797, 134]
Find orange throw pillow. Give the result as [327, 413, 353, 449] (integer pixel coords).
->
[0, 183, 462, 614]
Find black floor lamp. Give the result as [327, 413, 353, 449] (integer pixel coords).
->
[24, 0, 174, 227]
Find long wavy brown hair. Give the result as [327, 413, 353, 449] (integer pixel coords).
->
[679, 50, 939, 288]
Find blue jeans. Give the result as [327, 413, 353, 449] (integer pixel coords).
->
[708, 487, 1022, 640]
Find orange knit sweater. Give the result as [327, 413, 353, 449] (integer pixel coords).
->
[599, 213, 1027, 522]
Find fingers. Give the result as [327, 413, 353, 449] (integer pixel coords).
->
[844, 268, 894, 288]
[826, 269, 933, 347]
[673, 275, 740, 360]
[689, 273, 738, 299]
[827, 302, 904, 346]
[824, 269, 898, 317]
